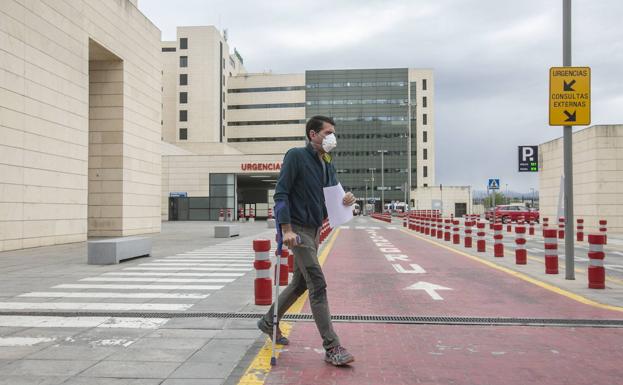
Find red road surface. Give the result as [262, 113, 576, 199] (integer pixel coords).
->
[265, 225, 623, 385]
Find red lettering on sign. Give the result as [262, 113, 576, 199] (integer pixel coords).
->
[240, 163, 282, 172]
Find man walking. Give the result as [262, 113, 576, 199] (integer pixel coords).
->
[257, 115, 356, 366]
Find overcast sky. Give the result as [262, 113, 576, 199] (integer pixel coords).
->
[139, 0, 623, 193]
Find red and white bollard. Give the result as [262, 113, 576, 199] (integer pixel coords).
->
[558, 217, 565, 239]
[227, 208, 233, 222]
[275, 249, 289, 286]
[528, 219, 535, 236]
[506, 220, 512, 233]
[444, 219, 451, 242]
[287, 249, 294, 273]
[452, 220, 460, 245]
[543, 229, 559, 274]
[403, 216, 407, 228]
[238, 207, 245, 222]
[542, 217, 549, 230]
[253, 239, 272, 305]
[476, 221, 486, 252]
[267, 208, 273, 219]
[587, 234, 606, 289]
[431, 217, 437, 238]
[437, 218, 443, 240]
[248, 207, 255, 223]
[599, 219, 607, 245]
[464, 221, 473, 248]
[515, 225, 527, 265]
[425, 217, 431, 236]
[576, 218, 584, 242]
[219, 208, 224, 222]
[493, 223, 504, 257]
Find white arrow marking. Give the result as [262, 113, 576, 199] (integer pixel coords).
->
[404, 281, 452, 300]
[393, 264, 426, 274]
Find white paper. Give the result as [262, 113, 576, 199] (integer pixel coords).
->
[323, 183, 354, 228]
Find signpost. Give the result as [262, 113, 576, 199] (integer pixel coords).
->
[488, 179, 500, 223]
[518, 146, 539, 172]
[549, 67, 590, 126]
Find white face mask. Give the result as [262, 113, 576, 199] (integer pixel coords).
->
[321, 133, 337, 153]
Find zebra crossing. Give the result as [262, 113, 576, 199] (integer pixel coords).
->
[0, 238, 272, 333]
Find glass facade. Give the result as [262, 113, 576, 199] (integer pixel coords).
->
[305, 68, 416, 205]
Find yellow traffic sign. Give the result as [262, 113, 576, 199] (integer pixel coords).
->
[549, 66, 590, 126]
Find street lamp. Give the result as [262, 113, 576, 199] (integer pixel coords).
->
[530, 188, 535, 208]
[368, 168, 376, 212]
[377, 150, 388, 212]
[364, 178, 370, 215]
[407, 98, 413, 209]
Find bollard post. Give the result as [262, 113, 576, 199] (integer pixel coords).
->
[444, 219, 451, 242]
[515, 225, 527, 265]
[576, 218, 584, 242]
[275, 249, 289, 286]
[493, 223, 504, 257]
[599, 219, 607, 245]
[464, 221, 473, 248]
[253, 239, 272, 305]
[476, 221, 486, 252]
[587, 234, 606, 289]
[452, 220, 460, 245]
[543, 229, 559, 274]
[268, 208, 273, 219]
[425, 217, 431, 236]
[219, 209, 224, 222]
[431, 217, 437, 238]
[437, 217, 444, 239]
[529, 218, 535, 236]
[558, 217, 565, 239]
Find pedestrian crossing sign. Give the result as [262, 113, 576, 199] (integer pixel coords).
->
[488, 179, 500, 190]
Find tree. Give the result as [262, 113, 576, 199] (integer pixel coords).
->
[483, 192, 506, 209]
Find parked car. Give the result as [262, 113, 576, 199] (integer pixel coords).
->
[485, 205, 539, 223]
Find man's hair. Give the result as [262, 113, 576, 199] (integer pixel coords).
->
[306, 115, 335, 141]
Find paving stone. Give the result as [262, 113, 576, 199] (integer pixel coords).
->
[168, 361, 237, 379]
[126, 337, 208, 350]
[106, 348, 197, 363]
[79, 361, 180, 379]
[26, 345, 117, 361]
[0, 359, 97, 377]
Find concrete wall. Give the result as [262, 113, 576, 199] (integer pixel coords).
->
[0, 0, 161, 251]
[539, 124, 623, 235]
[409, 69, 435, 187]
[411, 186, 472, 218]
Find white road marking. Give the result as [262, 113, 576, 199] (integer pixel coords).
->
[0, 302, 193, 311]
[103, 272, 244, 277]
[393, 264, 426, 274]
[53, 284, 223, 290]
[18, 292, 210, 299]
[139, 263, 250, 267]
[79, 277, 235, 283]
[155, 259, 253, 263]
[0, 337, 56, 346]
[123, 267, 252, 272]
[384, 254, 410, 262]
[0, 315, 169, 329]
[404, 282, 452, 300]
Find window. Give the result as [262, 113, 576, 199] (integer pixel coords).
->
[180, 56, 188, 67]
[423, 114, 428, 125]
[422, 79, 427, 90]
[228, 86, 305, 93]
[161, 47, 176, 52]
[179, 74, 188, 85]
[423, 131, 428, 142]
[423, 166, 428, 178]
[179, 110, 187, 121]
[179, 128, 187, 140]
[179, 38, 187, 49]
[222, 57, 225, 69]
[222, 108, 225, 120]
[423, 148, 428, 160]
[179, 92, 187, 104]
[422, 96, 427, 108]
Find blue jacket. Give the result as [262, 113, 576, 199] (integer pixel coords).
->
[274, 143, 338, 229]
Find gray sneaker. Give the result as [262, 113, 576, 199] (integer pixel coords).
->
[325, 345, 355, 366]
[257, 319, 289, 345]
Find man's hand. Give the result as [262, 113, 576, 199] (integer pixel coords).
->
[282, 230, 299, 249]
[342, 192, 356, 206]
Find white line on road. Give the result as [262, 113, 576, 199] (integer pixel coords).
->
[79, 277, 235, 283]
[103, 272, 244, 277]
[123, 267, 252, 272]
[0, 302, 193, 311]
[18, 292, 210, 299]
[53, 284, 224, 290]
[0, 337, 56, 346]
[0, 316, 169, 329]
[139, 263, 250, 267]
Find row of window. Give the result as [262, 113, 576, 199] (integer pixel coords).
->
[336, 133, 409, 139]
[306, 99, 409, 106]
[227, 119, 306, 126]
[227, 136, 305, 142]
[337, 166, 428, 178]
[228, 86, 305, 93]
[227, 103, 305, 110]
[306, 81, 407, 88]
[334, 151, 416, 156]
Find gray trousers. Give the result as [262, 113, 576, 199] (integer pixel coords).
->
[261, 223, 340, 350]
